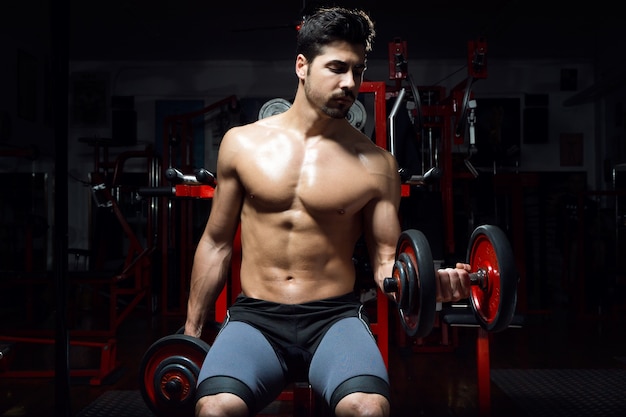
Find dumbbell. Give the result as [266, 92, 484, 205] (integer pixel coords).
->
[139, 327, 210, 417]
[383, 224, 518, 338]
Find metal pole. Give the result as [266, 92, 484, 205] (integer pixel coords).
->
[51, 0, 71, 415]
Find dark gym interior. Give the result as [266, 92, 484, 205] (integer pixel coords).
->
[2, 1, 626, 416]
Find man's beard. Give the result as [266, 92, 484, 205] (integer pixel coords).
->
[305, 81, 353, 120]
[322, 104, 351, 119]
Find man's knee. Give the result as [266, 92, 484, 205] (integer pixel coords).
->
[334, 392, 390, 417]
[195, 393, 248, 417]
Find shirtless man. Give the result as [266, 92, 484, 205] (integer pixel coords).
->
[184, 7, 471, 417]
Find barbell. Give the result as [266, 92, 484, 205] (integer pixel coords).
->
[383, 224, 518, 338]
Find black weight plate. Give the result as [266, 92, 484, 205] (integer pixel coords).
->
[396, 229, 436, 338]
[139, 334, 210, 417]
[467, 224, 518, 332]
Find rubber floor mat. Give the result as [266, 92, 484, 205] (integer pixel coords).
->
[76, 390, 296, 417]
[491, 369, 626, 417]
[76, 391, 154, 417]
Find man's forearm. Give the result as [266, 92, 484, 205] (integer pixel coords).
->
[185, 244, 232, 337]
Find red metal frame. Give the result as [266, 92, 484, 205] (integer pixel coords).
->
[0, 335, 120, 386]
[359, 81, 388, 149]
[388, 38, 408, 80]
[476, 328, 491, 417]
[467, 38, 488, 79]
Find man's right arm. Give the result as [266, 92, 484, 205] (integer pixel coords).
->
[184, 128, 245, 338]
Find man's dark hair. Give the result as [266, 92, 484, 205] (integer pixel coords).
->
[296, 7, 376, 61]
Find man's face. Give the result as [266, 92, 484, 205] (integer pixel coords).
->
[301, 41, 367, 120]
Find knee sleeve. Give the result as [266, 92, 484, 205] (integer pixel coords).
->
[330, 375, 390, 411]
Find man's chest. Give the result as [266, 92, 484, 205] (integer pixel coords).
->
[240, 155, 375, 216]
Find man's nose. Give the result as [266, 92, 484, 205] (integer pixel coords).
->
[339, 71, 357, 89]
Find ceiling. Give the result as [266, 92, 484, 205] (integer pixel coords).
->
[68, 0, 623, 63]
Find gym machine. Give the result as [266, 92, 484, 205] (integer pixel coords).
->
[0, 138, 160, 385]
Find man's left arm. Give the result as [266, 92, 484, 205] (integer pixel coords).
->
[363, 151, 471, 302]
[362, 152, 402, 296]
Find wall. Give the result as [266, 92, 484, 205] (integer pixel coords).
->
[474, 60, 597, 179]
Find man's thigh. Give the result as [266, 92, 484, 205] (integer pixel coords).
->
[196, 321, 286, 413]
[309, 316, 390, 411]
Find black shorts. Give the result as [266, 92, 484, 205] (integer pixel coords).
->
[196, 292, 389, 414]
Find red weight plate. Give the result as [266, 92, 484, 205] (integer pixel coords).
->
[139, 334, 210, 417]
[396, 229, 437, 338]
[467, 225, 517, 332]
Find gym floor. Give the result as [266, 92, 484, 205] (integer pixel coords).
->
[1, 296, 626, 417]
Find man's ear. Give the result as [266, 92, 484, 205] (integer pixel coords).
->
[295, 54, 307, 79]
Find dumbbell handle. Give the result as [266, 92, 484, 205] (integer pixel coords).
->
[469, 269, 487, 289]
[164, 379, 183, 396]
[383, 269, 487, 294]
[383, 277, 397, 293]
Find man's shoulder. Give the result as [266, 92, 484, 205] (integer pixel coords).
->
[222, 120, 268, 145]
[348, 132, 398, 178]
[226, 117, 280, 138]
[352, 131, 394, 159]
